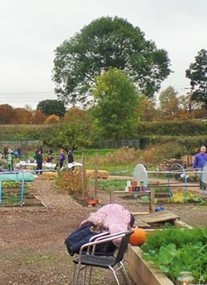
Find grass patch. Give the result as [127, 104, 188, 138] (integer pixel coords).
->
[97, 179, 126, 191]
[0, 184, 30, 206]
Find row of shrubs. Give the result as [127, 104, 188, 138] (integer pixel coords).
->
[141, 135, 207, 154]
[0, 125, 51, 141]
[1, 120, 207, 139]
[136, 120, 207, 136]
[0, 122, 206, 155]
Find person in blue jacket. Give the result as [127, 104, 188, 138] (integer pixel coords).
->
[193, 145, 207, 190]
[55, 149, 65, 170]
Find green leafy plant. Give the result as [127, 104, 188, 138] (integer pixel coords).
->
[3, 195, 20, 205]
[2, 181, 21, 189]
[141, 227, 207, 284]
[97, 179, 126, 191]
[168, 191, 207, 204]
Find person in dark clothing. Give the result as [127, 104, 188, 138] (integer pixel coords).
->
[35, 149, 43, 174]
[68, 148, 74, 163]
[16, 148, 22, 159]
[46, 149, 53, 163]
[68, 148, 75, 171]
[3, 144, 8, 159]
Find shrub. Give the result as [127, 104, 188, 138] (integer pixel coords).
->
[55, 171, 88, 198]
[101, 147, 140, 165]
[137, 120, 207, 136]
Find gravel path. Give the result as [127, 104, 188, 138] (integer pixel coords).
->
[0, 178, 135, 285]
[0, 176, 207, 285]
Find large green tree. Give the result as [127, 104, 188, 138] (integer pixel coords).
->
[186, 49, 207, 108]
[159, 86, 179, 119]
[37, 99, 66, 117]
[53, 16, 171, 106]
[92, 68, 139, 140]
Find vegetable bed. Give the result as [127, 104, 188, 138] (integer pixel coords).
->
[140, 227, 207, 284]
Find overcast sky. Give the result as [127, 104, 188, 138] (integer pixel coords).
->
[0, 0, 207, 108]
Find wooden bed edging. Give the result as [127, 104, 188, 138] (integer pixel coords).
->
[128, 245, 174, 285]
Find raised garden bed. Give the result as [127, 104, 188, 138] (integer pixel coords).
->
[128, 210, 183, 284]
[0, 185, 43, 207]
[128, 210, 207, 285]
[128, 245, 174, 285]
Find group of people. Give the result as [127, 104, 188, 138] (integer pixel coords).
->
[1, 145, 75, 173]
[35, 147, 74, 174]
[54, 148, 74, 170]
[2, 143, 207, 191]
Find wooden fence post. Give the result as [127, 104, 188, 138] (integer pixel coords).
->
[81, 154, 86, 204]
[149, 188, 155, 212]
[94, 155, 99, 199]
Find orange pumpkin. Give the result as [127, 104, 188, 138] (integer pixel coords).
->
[129, 226, 147, 246]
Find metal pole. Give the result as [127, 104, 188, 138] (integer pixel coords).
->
[170, 163, 188, 202]
[0, 180, 2, 204]
[20, 171, 25, 206]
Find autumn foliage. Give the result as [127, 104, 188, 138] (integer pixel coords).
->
[55, 171, 88, 197]
[0, 104, 46, 124]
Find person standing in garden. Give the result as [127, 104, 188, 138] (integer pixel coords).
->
[46, 149, 53, 163]
[55, 149, 65, 170]
[193, 145, 207, 190]
[35, 148, 43, 175]
[68, 148, 74, 163]
[3, 144, 8, 159]
[68, 148, 74, 171]
[7, 149, 14, 171]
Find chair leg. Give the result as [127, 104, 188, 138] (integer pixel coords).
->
[83, 265, 89, 285]
[109, 266, 121, 285]
[72, 263, 79, 285]
[120, 263, 132, 285]
[109, 263, 132, 285]
[73, 263, 93, 285]
[73, 263, 85, 285]
[87, 266, 93, 285]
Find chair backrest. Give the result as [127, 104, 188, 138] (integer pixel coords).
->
[79, 230, 133, 258]
[89, 231, 117, 256]
[115, 230, 133, 263]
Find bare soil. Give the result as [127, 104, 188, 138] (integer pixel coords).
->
[1, 177, 207, 285]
